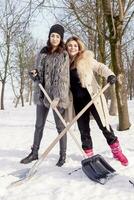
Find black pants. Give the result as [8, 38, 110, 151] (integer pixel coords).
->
[33, 104, 67, 156]
[73, 94, 117, 150]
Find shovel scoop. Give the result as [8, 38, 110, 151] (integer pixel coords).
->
[82, 154, 116, 184]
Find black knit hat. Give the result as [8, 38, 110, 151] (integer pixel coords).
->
[49, 24, 64, 40]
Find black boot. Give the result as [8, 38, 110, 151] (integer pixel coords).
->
[20, 147, 38, 164]
[56, 154, 66, 167]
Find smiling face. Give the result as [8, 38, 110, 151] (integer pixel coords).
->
[50, 32, 61, 48]
[66, 40, 79, 58]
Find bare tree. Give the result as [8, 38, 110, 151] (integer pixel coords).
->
[10, 32, 36, 107]
[0, 0, 36, 109]
[101, 0, 134, 130]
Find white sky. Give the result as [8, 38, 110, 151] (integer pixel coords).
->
[30, 0, 64, 42]
[30, 10, 56, 42]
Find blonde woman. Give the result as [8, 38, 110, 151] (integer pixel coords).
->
[66, 36, 128, 166]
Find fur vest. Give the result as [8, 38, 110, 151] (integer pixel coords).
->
[33, 48, 70, 109]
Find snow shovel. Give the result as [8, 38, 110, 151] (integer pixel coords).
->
[39, 84, 115, 184]
[39, 83, 117, 184]
[9, 83, 112, 187]
[28, 83, 114, 178]
[81, 154, 116, 184]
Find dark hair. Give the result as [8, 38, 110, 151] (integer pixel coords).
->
[46, 38, 65, 54]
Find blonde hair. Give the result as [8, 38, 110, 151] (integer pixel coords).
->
[65, 36, 86, 66]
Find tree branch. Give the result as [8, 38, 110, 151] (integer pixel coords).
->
[122, 10, 134, 36]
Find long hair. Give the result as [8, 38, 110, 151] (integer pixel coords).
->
[46, 38, 65, 54]
[65, 36, 86, 66]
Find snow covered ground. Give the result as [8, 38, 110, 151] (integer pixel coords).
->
[0, 101, 134, 200]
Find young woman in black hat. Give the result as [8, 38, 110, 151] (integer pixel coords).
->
[20, 24, 70, 167]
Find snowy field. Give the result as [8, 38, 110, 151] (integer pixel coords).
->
[0, 100, 134, 200]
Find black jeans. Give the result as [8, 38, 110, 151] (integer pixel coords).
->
[33, 104, 67, 156]
[73, 94, 117, 150]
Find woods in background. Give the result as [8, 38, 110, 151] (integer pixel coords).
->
[0, 0, 134, 131]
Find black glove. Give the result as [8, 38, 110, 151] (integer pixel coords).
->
[29, 69, 40, 82]
[107, 75, 116, 85]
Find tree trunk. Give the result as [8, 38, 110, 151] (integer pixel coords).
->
[0, 81, 5, 110]
[0, 81, 2, 109]
[20, 77, 24, 107]
[20, 89, 24, 107]
[29, 81, 33, 105]
[96, 0, 117, 115]
[101, 0, 130, 130]
[15, 96, 20, 108]
[114, 39, 130, 130]
[109, 85, 117, 115]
